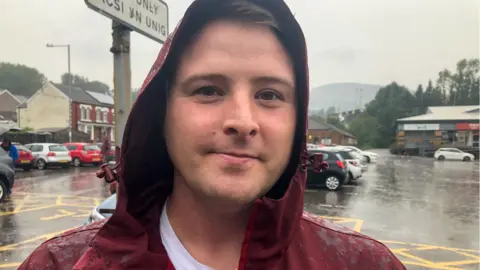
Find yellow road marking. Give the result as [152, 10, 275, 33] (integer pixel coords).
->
[13, 194, 29, 212]
[0, 204, 57, 217]
[56, 195, 63, 205]
[41, 209, 76, 221]
[0, 263, 20, 268]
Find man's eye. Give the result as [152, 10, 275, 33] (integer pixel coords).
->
[193, 86, 223, 97]
[255, 90, 283, 101]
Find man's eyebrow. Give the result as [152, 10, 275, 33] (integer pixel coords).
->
[179, 73, 230, 88]
[252, 76, 295, 90]
[179, 73, 294, 89]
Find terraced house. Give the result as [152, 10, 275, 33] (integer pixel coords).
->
[17, 82, 114, 143]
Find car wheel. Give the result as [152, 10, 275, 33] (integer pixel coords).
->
[0, 180, 7, 203]
[36, 159, 47, 170]
[73, 157, 82, 167]
[365, 156, 371, 163]
[463, 156, 471, 162]
[438, 155, 445, 161]
[325, 175, 341, 191]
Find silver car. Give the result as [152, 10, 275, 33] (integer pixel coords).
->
[25, 143, 72, 170]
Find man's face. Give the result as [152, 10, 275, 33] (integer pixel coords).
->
[164, 20, 296, 206]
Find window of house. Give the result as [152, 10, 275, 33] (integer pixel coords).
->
[80, 108, 86, 120]
[85, 108, 91, 120]
[321, 138, 332, 145]
[96, 109, 101, 122]
[103, 111, 108, 123]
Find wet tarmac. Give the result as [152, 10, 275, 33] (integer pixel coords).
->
[1, 151, 479, 269]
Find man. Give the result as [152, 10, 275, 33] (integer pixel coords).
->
[100, 133, 111, 164]
[20, 0, 405, 269]
[1, 137, 18, 168]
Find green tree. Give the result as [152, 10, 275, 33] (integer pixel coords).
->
[61, 73, 110, 94]
[446, 58, 479, 105]
[414, 84, 426, 114]
[349, 113, 379, 148]
[326, 115, 348, 131]
[364, 82, 416, 147]
[325, 106, 336, 116]
[0, 62, 46, 97]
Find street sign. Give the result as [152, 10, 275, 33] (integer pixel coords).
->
[85, 0, 169, 44]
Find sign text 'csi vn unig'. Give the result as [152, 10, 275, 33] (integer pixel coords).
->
[85, 0, 169, 44]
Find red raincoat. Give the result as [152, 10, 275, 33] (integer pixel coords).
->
[19, 0, 405, 269]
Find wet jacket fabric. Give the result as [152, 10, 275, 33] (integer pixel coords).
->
[19, 0, 406, 269]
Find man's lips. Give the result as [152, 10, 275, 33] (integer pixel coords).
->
[210, 151, 260, 165]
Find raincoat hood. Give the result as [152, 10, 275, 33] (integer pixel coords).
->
[96, 0, 310, 266]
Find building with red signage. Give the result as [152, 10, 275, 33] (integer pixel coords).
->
[395, 106, 479, 155]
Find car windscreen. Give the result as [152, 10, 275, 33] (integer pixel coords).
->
[349, 151, 362, 159]
[15, 145, 29, 151]
[338, 151, 355, 160]
[335, 153, 345, 162]
[83, 145, 100, 151]
[0, 147, 7, 156]
[49, 145, 68, 152]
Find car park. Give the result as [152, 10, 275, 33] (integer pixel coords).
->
[434, 147, 475, 161]
[0, 147, 15, 203]
[307, 149, 348, 191]
[65, 142, 102, 167]
[25, 143, 72, 170]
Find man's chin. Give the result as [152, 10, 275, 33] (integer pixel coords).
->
[197, 187, 261, 213]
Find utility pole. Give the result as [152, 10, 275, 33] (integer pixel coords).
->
[110, 21, 132, 163]
[46, 43, 72, 142]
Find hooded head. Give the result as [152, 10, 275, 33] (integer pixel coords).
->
[96, 0, 312, 264]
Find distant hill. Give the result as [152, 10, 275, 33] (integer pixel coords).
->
[309, 83, 382, 112]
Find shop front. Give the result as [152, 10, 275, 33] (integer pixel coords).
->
[456, 122, 480, 147]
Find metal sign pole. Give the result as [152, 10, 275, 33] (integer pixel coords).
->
[111, 20, 132, 195]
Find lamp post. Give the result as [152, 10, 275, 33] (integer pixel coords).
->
[46, 43, 72, 142]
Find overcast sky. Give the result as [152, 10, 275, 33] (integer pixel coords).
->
[0, 0, 478, 90]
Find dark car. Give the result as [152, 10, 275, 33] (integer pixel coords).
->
[306, 149, 348, 191]
[84, 194, 116, 225]
[0, 147, 15, 202]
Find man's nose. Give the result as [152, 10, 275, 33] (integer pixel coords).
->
[222, 94, 259, 139]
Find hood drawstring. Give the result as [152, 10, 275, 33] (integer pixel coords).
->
[96, 163, 120, 184]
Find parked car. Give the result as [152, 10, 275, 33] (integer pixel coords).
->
[339, 145, 378, 163]
[84, 193, 116, 225]
[12, 143, 34, 171]
[65, 143, 102, 167]
[324, 147, 363, 183]
[25, 143, 72, 170]
[307, 149, 348, 191]
[434, 148, 475, 161]
[0, 147, 15, 203]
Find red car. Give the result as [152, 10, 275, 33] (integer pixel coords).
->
[13, 143, 34, 171]
[65, 143, 102, 167]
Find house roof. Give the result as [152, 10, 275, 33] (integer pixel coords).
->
[308, 118, 355, 138]
[52, 82, 99, 105]
[86, 91, 114, 105]
[0, 89, 27, 104]
[397, 105, 480, 122]
[308, 119, 330, 130]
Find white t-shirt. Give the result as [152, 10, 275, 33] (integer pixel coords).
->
[160, 201, 213, 270]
